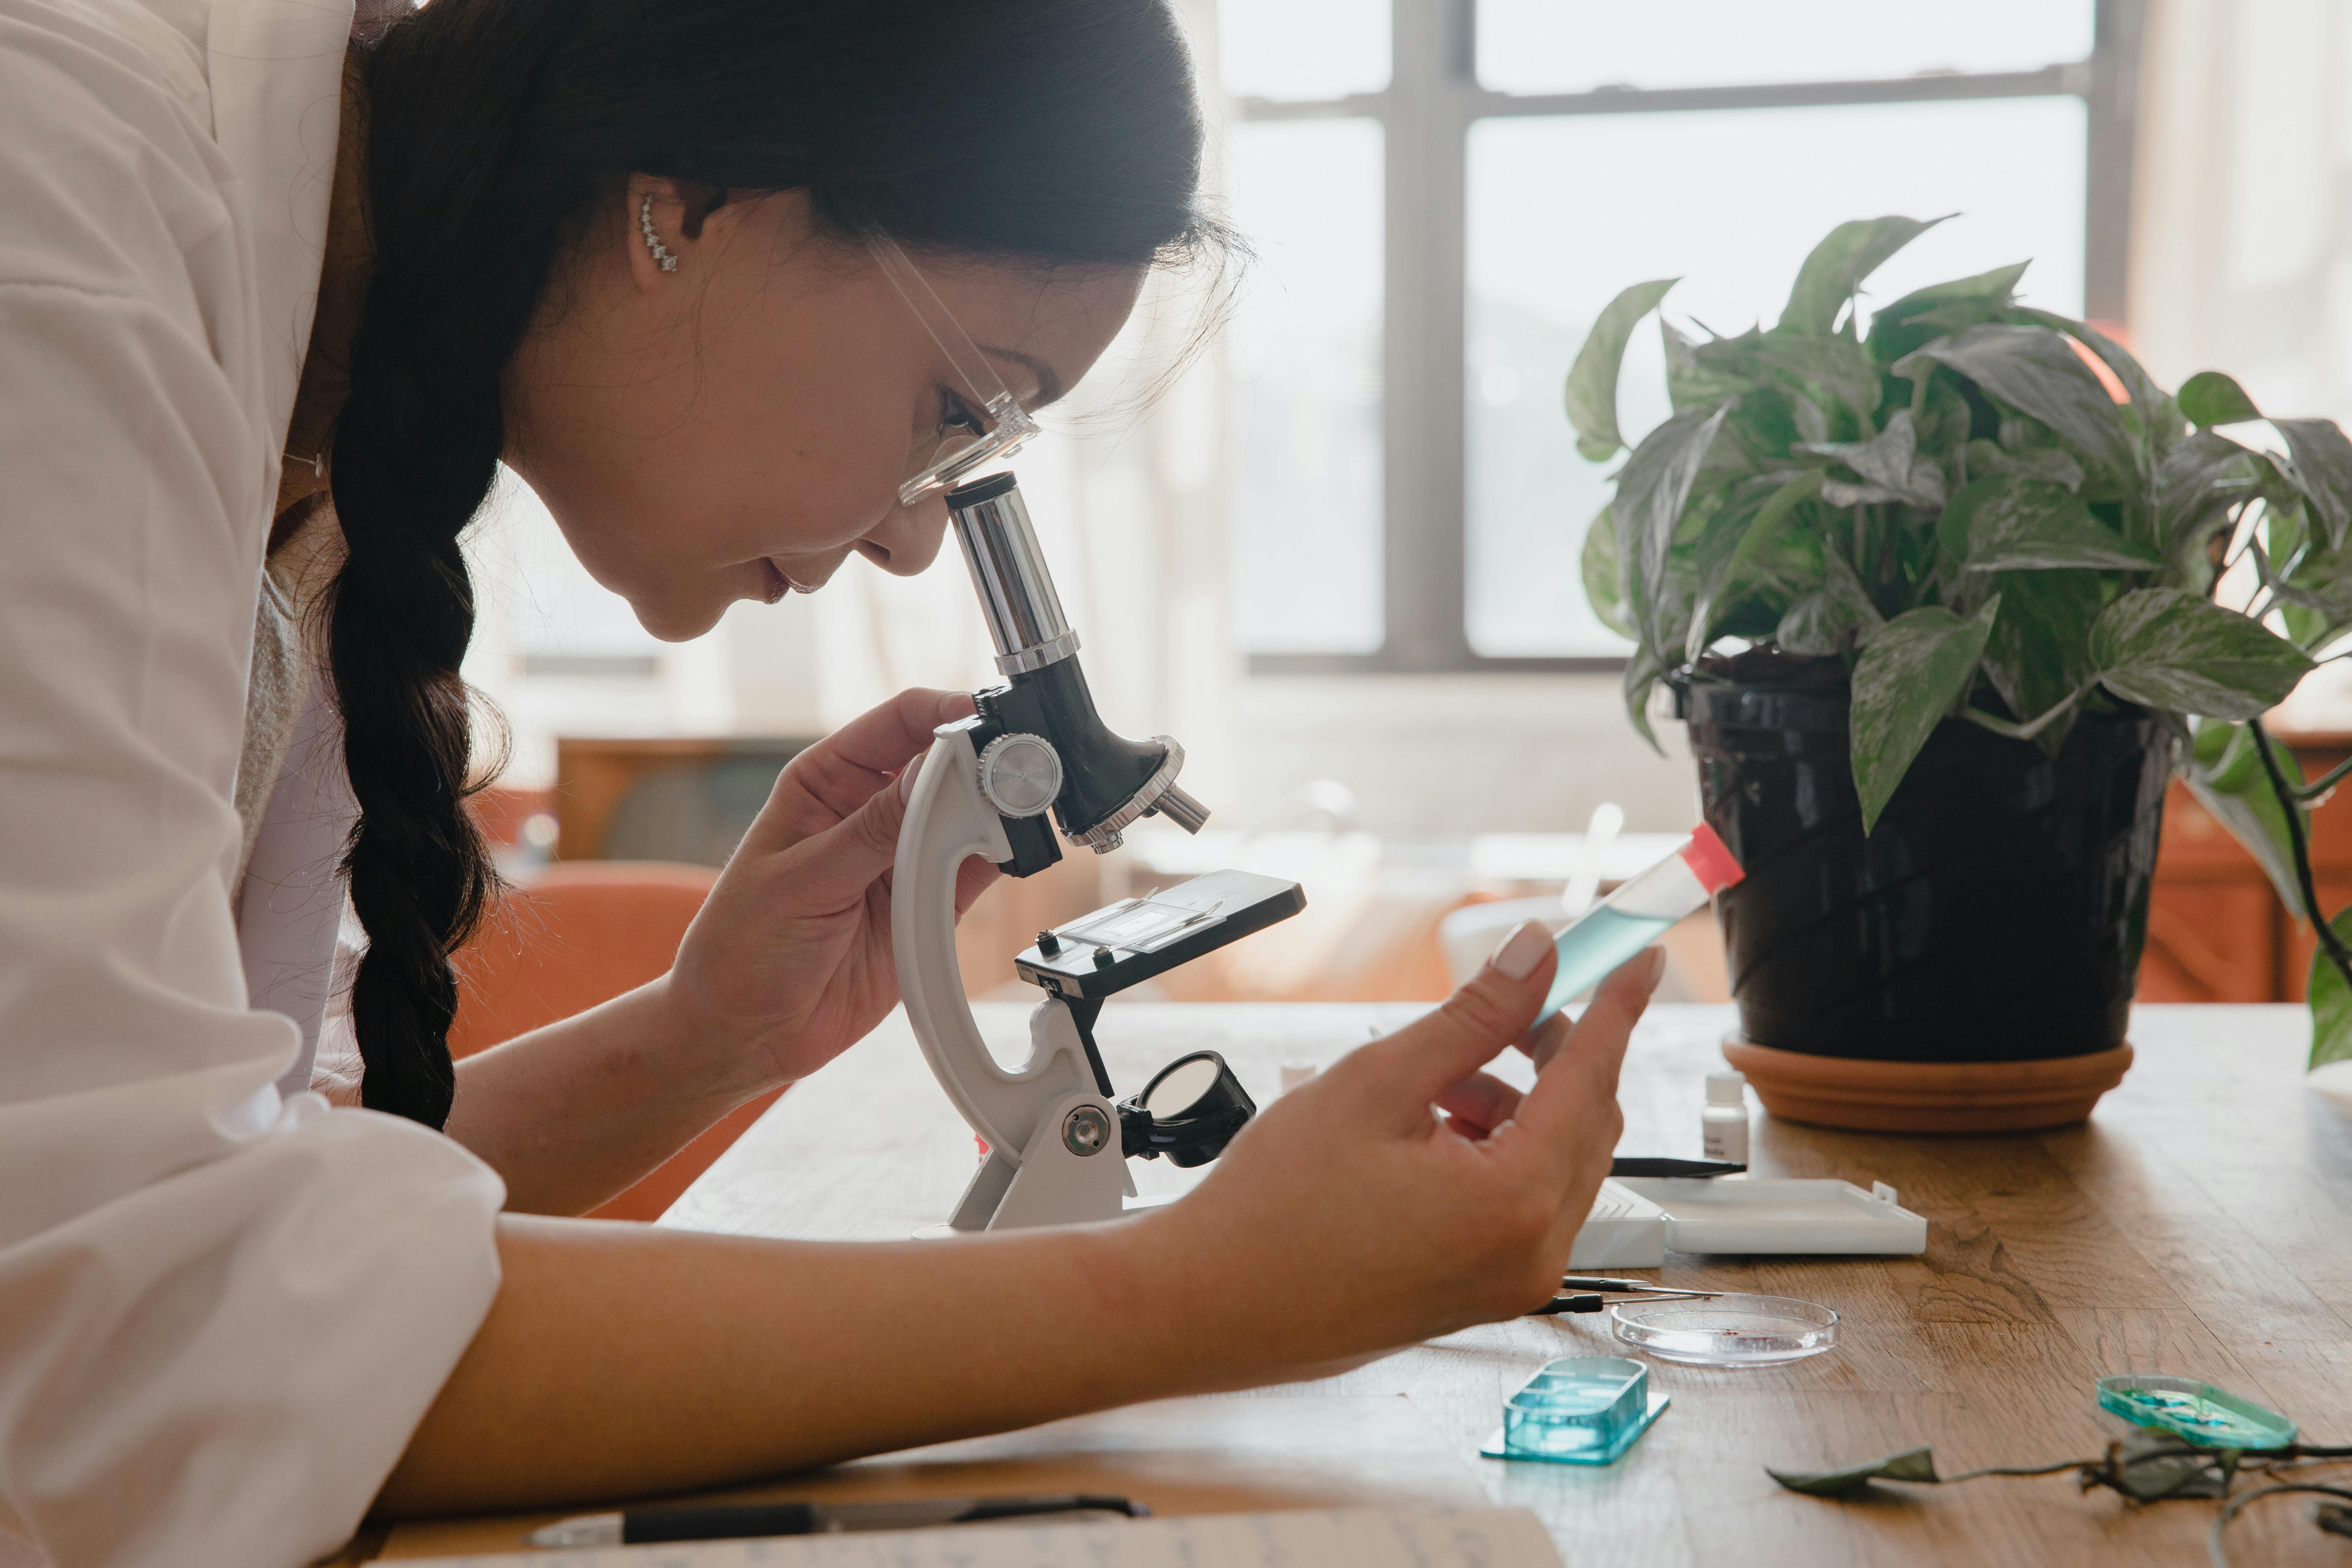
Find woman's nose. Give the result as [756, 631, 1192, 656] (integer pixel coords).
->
[857, 498, 950, 577]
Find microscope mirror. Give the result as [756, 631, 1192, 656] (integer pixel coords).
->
[1142, 1054, 1225, 1117]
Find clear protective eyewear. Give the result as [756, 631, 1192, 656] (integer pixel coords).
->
[870, 236, 1041, 507]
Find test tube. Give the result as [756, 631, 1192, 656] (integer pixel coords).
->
[1533, 823, 1745, 1025]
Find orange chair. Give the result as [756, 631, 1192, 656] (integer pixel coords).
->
[448, 861, 783, 1222]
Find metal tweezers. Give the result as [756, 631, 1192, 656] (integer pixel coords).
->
[1530, 1276, 1726, 1316]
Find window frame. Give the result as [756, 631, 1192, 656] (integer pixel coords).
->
[1236, 0, 2148, 676]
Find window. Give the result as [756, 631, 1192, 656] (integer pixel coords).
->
[1222, 0, 2143, 671]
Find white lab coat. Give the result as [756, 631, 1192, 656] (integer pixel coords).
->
[0, 0, 505, 1564]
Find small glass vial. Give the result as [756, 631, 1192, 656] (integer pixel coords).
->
[1533, 823, 1746, 1025]
[1702, 1069, 1749, 1165]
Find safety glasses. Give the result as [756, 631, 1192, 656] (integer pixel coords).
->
[871, 236, 1041, 507]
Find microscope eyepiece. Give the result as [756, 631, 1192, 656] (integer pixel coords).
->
[946, 475, 1076, 676]
[947, 471, 1209, 853]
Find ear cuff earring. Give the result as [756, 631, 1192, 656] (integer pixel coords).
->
[639, 194, 678, 273]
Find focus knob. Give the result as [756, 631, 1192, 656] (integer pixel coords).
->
[976, 732, 1063, 819]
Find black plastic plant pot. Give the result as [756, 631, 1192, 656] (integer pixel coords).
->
[1685, 679, 2173, 1064]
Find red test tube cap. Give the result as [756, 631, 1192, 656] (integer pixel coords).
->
[1678, 822, 1745, 893]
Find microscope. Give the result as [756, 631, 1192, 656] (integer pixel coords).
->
[891, 471, 1304, 1232]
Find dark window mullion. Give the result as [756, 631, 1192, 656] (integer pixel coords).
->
[1379, 0, 1471, 670]
[2084, 0, 2144, 322]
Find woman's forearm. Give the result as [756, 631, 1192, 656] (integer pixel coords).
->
[374, 1212, 1226, 1517]
[444, 979, 768, 1215]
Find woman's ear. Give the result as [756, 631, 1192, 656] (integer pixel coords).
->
[621, 175, 730, 289]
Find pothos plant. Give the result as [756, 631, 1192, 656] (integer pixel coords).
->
[1566, 215, 2352, 1068]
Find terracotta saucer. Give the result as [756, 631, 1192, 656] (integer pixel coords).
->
[1720, 1036, 2134, 1134]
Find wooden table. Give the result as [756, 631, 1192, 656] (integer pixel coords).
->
[387, 1003, 2352, 1565]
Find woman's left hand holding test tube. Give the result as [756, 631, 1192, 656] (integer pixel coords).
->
[1149, 922, 1659, 1368]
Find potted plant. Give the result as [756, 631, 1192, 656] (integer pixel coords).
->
[1566, 214, 2352, 1130]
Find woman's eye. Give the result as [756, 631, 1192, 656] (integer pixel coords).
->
[939, 389, 986, 439]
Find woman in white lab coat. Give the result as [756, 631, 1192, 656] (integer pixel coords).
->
[0, 0, 1660, 1563]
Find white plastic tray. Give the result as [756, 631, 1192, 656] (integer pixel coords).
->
[1563, 1181, 1666, 1268]
[1615, 1176, 1926, 1256]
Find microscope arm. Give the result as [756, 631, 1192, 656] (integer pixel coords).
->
[892, 720, 1106, 1185]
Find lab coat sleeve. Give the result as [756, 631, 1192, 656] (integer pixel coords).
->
[0, 46, 503, 1568]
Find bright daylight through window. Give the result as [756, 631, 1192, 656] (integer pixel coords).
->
[1220, 0, 2125, 668]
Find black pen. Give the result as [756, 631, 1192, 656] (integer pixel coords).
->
[527, 1494, 1148, 1548]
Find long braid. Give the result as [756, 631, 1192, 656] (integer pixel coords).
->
[329, 1, 577, 1125]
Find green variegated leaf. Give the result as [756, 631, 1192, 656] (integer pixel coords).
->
[2091, 589, 2315, 717]
[1797, 409, 1945, 506]
[1980, 567, 2105, 745]
[1687, 470, 1825, 660]
[2308, 908, 2352, 1068]
[1775, 592, 1843, 656]
[1566, 278, 1679, 461]
[1690, 329, 1881, 431]
[1822, 545, 1887, 641]
[2273, 417, 2352, 549]
[2187, 720, 2308, 912]
[1821, 480, 1908, 506]
[1623, 637, 1668, 752]
[1779, 215, 1948, 337]
[2266, 511, 2352, 648]
[1719, 386, 1826, 473]
[1867, 261, 2031, 366]
[1614, 402, 1734, 649]
[1956, 477, 2161, 572]
[2153, 430, 2258, 569]
[1579, 503, 1633, 639]
[1914, 379, 1973, 457]
[2012, 310, 2173, 424]
[2245, 513, 2352, 650]
[1768, 1447, 1942, 1498]
[1662, 320, 1756, 410]
[2177, 369, 2264, 428]
[1895, 324, 2137, 488]
[1964, 438, 2085, 494]
[1709, 527, 1826, 642]
[1850, 598, 2001, 834]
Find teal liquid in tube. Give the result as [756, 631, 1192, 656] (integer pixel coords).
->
[1533, 824, 1745, 1025]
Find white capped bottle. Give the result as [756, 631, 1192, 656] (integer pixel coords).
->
[1702, 1069, 1749, 1165]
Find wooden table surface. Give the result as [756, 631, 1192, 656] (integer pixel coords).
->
[393, 1002, 2352, 1565]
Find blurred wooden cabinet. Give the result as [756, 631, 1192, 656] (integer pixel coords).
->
[2140, 734, 2352, 1002]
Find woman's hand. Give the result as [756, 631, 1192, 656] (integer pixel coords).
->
[1143, 921, 1659, 1375]
[662, 688, 1000, 1095]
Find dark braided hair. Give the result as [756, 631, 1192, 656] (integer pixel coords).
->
[331, 0, 1212, 1125]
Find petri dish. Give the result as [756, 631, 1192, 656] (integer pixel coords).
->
[1610, 1293, 1838, 1367]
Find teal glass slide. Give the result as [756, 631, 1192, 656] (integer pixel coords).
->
[2095, 1375, 2296, 1449]
[1480, 1356, 1668, 1465]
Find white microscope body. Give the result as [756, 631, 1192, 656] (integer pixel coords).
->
[891, 472, 1297, 1234]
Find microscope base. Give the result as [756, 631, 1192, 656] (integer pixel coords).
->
[940, 1087, 1132, 1232]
